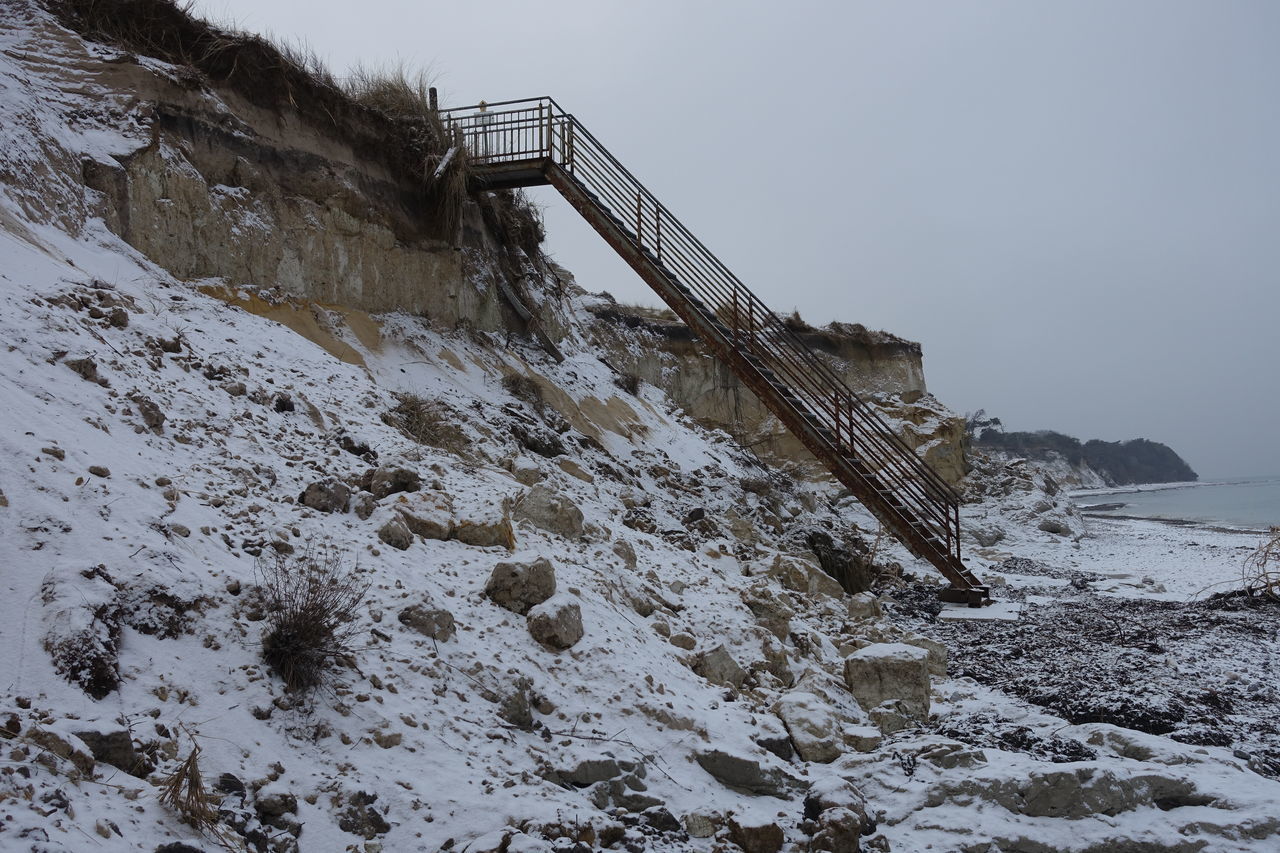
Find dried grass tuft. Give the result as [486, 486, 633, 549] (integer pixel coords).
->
[501, 373, 544, 411]
[383, 393, 468, 454]
[157, 741, 219, 832]
[258, 544, 368, 692]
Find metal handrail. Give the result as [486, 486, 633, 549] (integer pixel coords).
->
[441, 98, 966, 567]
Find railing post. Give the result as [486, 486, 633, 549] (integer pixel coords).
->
[731, 287, 740, 345]
[656, 207, 662, 263]
[636, 190, 643, 243]
[540, 101, 550, 157]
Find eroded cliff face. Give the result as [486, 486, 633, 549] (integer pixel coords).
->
[585, 298, 969, 485]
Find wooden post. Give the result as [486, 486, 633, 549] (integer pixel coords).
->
[428, 87, 438, 112]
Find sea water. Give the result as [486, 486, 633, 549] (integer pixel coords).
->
[1073, 476, 1280, 530]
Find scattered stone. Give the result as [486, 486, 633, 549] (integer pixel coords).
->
[846, 592, 883, 622]
[901, 634, 948, 677]
[1038, 517, 1072, 536]
[774, 692, 842, 763]
[612, 538, 637, 570]
[499, 678, 535, 729]
[223, 381, 247, 397]
[513, 484, 584, 539]
[338, 790, 390, 839]
[727, 814, 785, 853]
[684, 812, 719, 838]
[373, 730, 401, 749]
[88, 465, 110, 478]
[65, 356, 107, 386]
[741, 584, 793, 640]
[74, 728, 145, 777]
[563, 758, 622, 787]
[970, 524, 1006, 547]
[485, 557, 556, 615]
[397, 493, 453, 541]
[452, 502, 515, 549]
[694, 750, 801, 798]
[810, 808, 862, 853]
[527, 596, 584, 650]
[299, 479, 350, 513]
[130, 394, 166, 432]
[41, 446, 65, 460]
[370, 466, 421, 499]
[669, 632, 697, 651]
[397, 603, 455, 641]
[27, 728, 95, 776]
[377, 517, 413, 551]
[767, 554, 845, 599]
[169, 524, 191, 538]
[844, 725, 883, 753]
[353, 493, 376, 520]
[843, 642, 932, 722]
[693, 645, 747, 690]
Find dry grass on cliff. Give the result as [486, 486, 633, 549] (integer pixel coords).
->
[49, 0, 470, 238]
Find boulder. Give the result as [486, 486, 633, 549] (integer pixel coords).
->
[527, 596, 584, 650]
[397, 492, 453, 541]
[1038, 515, 1073, 536]
[694, 645, 747, 690]
[727, 814, 784, 853]
[846, 592, 882, 622]
[694, 750, 801, 798]
[900, 634, 948, 677]
[612, 538, 637, 570]
[684, 812, 719, 838]
[299, 479, 350, 513]
[741, 583, 793, 640]
[74, 728, 144, 777]
[513, 484, 584, 539]
[767, 554, 845, 599]
[453, 498, 516, 549]
[370, 466, 420, 499]
[774, 692, 841, 763]
[377, 517, 413, 551]
[485, 558, 556, 615]
[397, 604, 455, 641]
[843, 642, 931, 721]
[810, 808, 862, 853]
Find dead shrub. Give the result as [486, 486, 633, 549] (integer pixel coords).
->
[257, 545, 368, 692]
[1243, 527, 1280, 600]
[383, 393, 467, 454]
[502, 373, 544, 411]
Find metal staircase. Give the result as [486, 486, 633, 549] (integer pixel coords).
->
[441, 97, 989, 605]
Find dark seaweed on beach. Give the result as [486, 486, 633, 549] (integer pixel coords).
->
[894, 579, 1280, 777]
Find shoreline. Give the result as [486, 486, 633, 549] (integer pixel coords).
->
[1078, 511, 1268, 536]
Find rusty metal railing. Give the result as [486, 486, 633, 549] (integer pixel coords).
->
[442, 98, 971, 580]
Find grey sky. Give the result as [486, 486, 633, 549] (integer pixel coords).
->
[191, 0, 1279, 479]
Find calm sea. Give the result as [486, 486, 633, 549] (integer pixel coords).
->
[1072, 476, 1280, 530]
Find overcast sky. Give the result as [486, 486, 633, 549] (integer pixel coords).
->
[191, 0, 1279, 479]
